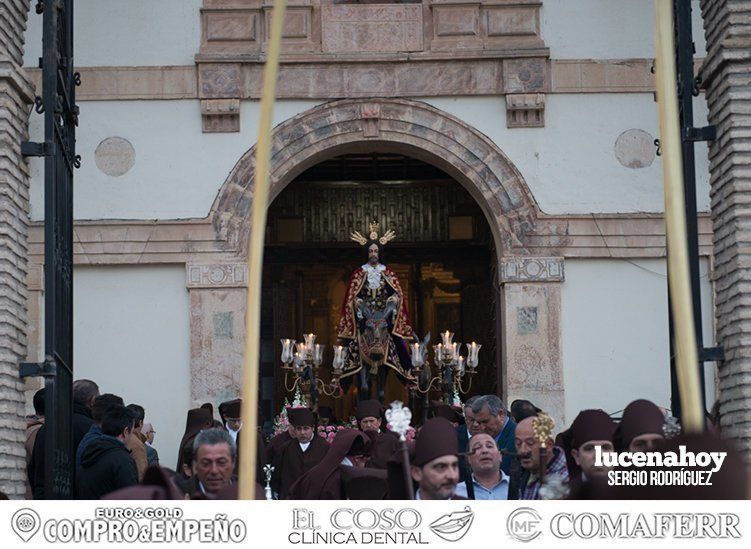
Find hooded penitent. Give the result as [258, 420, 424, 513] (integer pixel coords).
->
[355, 400, 384, 422]
[176, 407, 213, 471]
[413, 418, 459, 467]
[288, 407, 316, 428]
[429, 403, 464, 425]
[614, 399, 665, 451]
[288, 429, 371, 499]
[219, 398, 242, 424]
[562, 409, 617, 482]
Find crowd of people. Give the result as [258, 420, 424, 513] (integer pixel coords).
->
[24, 379, 748, 500]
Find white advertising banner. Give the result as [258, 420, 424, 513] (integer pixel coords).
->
[2, 500, 749, 549]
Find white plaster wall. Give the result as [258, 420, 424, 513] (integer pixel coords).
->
[22, 0, 708, 67]
[427, 94, 711, 215]
[561, 258, 716, 422]
[543, 0, 707, 59]
[23, 0, 202, 68]
[73, 265, 190, 469]
[26, 94, 710, 220]
[27, 99, 321, 220]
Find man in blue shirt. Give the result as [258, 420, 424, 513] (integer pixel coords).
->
[455, 432, 509, 499]
[469, 395, 516, 474]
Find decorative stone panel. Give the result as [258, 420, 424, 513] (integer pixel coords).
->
[198, 63, 241, 98]
[321, 4, 423, 53]
[197, 1, 550, 127]
[500, 257, 564, 283]
[433, 4, 482, 48]
[429, 0, 544, 51]
[503, 58, 547, 93]
[189, 287, 247, 406]
[263, 5, 319, 53]
[503, 282, 564, 430]
[186, 263, 248, 288]
[485, 4, 539, 38]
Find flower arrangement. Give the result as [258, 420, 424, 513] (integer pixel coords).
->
[317, 416, 358, 443]
[271, 389, 311, 437]
[317, 424, 341, 443]
[272, 399, 291, 437]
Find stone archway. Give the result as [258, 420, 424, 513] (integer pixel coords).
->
[211, 98, 539, 261]
[195, 98, 566, 426]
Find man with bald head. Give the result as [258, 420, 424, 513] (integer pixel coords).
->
[514, 413, 569, 500]
[455, 432, 509, 499]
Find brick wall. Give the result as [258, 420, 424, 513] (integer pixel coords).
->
[700, 0, 751, 459]
[0, 0, 32, 498]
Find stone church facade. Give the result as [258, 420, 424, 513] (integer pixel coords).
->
[0, 0, 748, 496]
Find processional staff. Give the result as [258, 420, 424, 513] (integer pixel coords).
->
[238, 0, 288, 500]
[654, 0, 703, 432]
[385, 401, 415, 500]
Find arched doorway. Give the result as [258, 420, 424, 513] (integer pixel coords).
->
[204, 98, 564, 428]
[260, 153, 499, 421]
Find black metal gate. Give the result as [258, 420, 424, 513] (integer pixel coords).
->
[667, 0, 722, 421]
[20, 0, 79, 499]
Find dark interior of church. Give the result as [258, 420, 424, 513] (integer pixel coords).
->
[260, 153, 501, 424]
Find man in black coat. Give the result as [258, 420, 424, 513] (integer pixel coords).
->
[78, 405, 138, 499]
[28, 379, 100, 499]
[271, 408, 329, 499]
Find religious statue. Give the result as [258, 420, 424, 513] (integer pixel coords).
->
[337, 221, 414, 400]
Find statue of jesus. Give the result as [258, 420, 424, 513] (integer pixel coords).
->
[336, 221, 414, 400]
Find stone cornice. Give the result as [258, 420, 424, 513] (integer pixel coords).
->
[24, 59, 701, 101]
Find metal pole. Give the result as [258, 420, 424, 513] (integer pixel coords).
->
[654, 0, 704, 432]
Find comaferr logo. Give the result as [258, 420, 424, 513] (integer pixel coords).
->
[506, 508, 542, 542]
[550, 513, 741, 539]
[429, 507, 474, 542]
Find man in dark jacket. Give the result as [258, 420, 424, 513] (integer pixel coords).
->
[469, 395, 516, 474]
[28, 379, 100, 499]
[76, 394, 124, 474]
[78, 405, 138, 499]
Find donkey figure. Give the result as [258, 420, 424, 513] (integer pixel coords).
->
[356, 298, 398, 402]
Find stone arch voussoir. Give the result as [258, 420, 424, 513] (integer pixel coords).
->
[211, 98, 540, 257]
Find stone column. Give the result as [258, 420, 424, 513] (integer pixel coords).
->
[700, 0, 751, 458]
[0, 0, 33, 498]
[186, 263, 248, 407]
[500, 257, 565, 429]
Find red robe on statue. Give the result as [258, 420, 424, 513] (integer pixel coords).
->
[336, 265, 414, 382]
